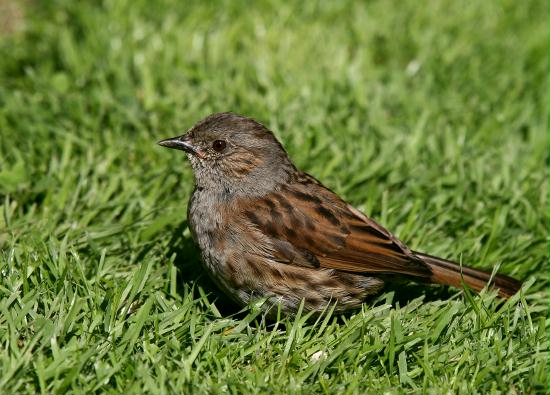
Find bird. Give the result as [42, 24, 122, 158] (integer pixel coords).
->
[158, 112, 522, 315]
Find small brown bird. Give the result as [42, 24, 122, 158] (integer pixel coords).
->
[158, 112, 521, 315]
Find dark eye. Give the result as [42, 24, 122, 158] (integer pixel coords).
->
[212, 140, 227, 152]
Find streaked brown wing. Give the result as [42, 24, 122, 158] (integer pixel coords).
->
[239, 173, 432, 278]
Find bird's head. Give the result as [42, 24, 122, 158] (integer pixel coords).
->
[158, 112, 294, 195]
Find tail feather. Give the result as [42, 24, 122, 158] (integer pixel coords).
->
[414, 251, 522, 298]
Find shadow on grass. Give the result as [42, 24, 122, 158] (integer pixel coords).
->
[382, 280, 457, 306]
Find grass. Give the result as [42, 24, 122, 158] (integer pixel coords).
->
[0, 0, 548, 393]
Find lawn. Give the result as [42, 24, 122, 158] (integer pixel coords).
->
[0, 0, 548, 394]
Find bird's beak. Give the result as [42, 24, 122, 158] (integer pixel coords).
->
[157, 134, 204, 157]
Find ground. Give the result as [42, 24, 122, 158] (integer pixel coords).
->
[0, 0, 548, 394]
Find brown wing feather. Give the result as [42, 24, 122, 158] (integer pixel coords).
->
[239, 173, 432, 278]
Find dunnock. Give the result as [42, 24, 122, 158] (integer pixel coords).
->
[159, 112, 521, 314]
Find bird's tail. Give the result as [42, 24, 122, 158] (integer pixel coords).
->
[414, 251, 522, 298]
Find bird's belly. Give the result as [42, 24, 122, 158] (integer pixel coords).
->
[187, 189, 383, 314]
[188, 197, 277, 309]
[188, 192, 224, 272]
[188, 190, 247, 302]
